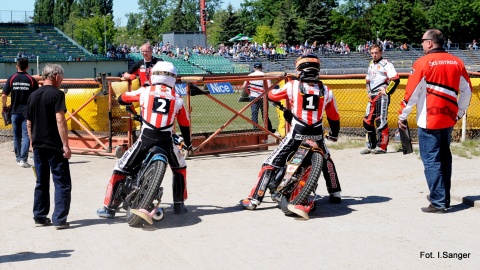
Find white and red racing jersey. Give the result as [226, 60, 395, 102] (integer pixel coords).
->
[243, 70, 272, 98]
[399, 49, 472, 129]
[269, 80, 340, 126]
[366, 58, 399, 95]
[121, 84, 190, 132]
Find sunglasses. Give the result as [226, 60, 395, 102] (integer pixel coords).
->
[421, 38, 432, 43]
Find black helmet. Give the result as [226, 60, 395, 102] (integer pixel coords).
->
[253, 62, 262, 69]
[295, 54, 320, 72]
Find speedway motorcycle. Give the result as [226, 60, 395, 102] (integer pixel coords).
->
[270, 102, 331, 220]
[116, 105, 188, 227]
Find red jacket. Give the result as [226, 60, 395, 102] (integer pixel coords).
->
[399, 49, 472, 129]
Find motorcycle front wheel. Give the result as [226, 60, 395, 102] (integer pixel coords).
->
[282, 152, 323, 216]
[126, 160, 167, 227]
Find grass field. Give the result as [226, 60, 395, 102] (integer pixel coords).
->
[187, 93, 280, 134]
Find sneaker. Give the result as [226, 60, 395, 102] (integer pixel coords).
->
[55, 222, 70, 230]
[360, 148, 372, 155]
[173, 202, 188, 214]
[34, 218, 52, 227]
[239, 198, 259, 210]
[372, 147, 386, 154]
[18, 160, 31, 168]
[97, 207, 116, 218]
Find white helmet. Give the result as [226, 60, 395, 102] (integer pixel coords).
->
[151, 61, 177, 87]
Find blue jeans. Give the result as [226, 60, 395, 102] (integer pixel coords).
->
[11, 113, 30, 162]
[33, 148, 72, 226]
[417, 127, 453, 209]
[250, 97, 273, 131]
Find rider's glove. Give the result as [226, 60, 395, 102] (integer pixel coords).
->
[325, 132, 338, 142]
[283, 109, 293, 124]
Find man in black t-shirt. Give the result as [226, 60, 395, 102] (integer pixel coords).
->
[25, 63, 72, 229]
[123, 43, 162, 86]
[2, 57, 39, 167]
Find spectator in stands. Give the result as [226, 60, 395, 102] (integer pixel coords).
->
[2, 57, 39, 168]
[123, 43, 163, 86]
[361, 44, 400, 155]
[472, 39, 478, 50]
[447, 39, 452, 51]
[242, 62, 275, 133]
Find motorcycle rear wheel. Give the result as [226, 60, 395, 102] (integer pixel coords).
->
[126, 160, 167, 227]
[282, 152, 323, 216]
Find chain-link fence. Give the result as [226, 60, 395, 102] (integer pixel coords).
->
[1, 73, 479, 156]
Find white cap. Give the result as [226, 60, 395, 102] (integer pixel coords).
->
[151, 61, 177, 87]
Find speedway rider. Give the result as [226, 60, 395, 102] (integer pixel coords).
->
[361, 44, 400, 154]
[97, 61, 192, 218]
[239, 54, 342, 217]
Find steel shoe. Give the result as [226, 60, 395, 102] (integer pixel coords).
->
[239, 198, 259, 210]
[287, 204, 312, 220]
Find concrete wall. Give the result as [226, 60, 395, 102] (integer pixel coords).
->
[0, 60, 128, 79]
[163, 32, 206, 49]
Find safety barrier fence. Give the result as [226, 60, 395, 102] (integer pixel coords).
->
[1, 72, 479, 156]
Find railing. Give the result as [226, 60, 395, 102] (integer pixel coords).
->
[0, 11, 34, 24]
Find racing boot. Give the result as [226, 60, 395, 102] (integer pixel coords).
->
[97, 171, 126, 218]
[240, 165, 276, 210]
[174, 202, 188, 214]
[172, 168, 188, 214]
[329, 192, 342, 204]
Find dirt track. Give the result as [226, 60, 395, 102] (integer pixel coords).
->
[0, 142, 479, 269]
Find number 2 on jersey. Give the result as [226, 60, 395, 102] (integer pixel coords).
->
[153, 98, 170, 114]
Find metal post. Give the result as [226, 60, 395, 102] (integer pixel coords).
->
[104, 15, 107, 54]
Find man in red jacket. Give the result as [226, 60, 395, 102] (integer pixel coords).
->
[398, 29, 472, 213]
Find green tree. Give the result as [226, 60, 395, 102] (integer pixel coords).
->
[427, 0, 480, 45]
[383, 0, 415, 43]
[138, 0, 169, 41]
[330, 0, 373, 46]
[303, 0, 337, 44]
[253, 25, 279, 45]
[169, 0, 186, 31]
[53, 0, 74, 28]
[126, 12, 141, 34]
[272, 0, 300, 45]
[34, 0, 54, 24]
[220, 4, 243, 43]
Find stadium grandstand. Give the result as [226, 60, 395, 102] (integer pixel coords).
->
[2, 22, 480, 77]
